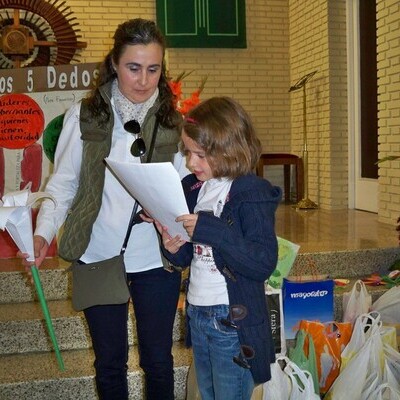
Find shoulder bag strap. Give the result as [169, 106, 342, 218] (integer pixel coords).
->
[120, 117, 160, 254]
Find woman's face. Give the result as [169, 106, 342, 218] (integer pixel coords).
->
[114, 43, 163, 103]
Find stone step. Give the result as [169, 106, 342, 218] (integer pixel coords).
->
[0, 268, 69, 304]
[0, 258, 69, 304]
[2, 247, 399, 304]
[0, 298, 185, 355]
[0, 278, 388, 357]
[288, 247, 399, 321]
[0, 342, 192, 400]
[291, 247, 400, 278]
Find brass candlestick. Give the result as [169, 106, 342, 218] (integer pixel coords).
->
[289, 70, 318, 209]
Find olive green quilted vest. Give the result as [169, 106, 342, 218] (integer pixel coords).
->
[58, 83, 180, 261]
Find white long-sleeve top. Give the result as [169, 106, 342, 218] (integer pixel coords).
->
[36, 100, 174, 272]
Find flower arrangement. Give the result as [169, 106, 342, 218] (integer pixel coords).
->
[168, 71, 207, 115]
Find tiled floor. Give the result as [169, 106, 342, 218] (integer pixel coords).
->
[276, 205, 399, 253]
[1, 205, 399, 271]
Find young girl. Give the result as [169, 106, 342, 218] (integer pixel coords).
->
[156, 97, 282, 399]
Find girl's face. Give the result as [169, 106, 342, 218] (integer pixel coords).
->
[182, 130, 214, 181]
[114, 43, 163, 103]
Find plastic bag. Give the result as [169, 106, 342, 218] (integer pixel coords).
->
[360, 334, 386, 399]
[383, 343, 400, 392]
[262, 358, 291, 400]
[288, 329, 319, 396]
[299, 320, 352, 394]
[380, 325, 398, 350]
[360, 370, 381, 400]
[371, 286, 400, 324]
[262, 356, 319, 400]
[342, 279, 372, 325]
[341, 311, 382, 371]
[364, 383, 400, 400]
[284, 360, 320, 400]
[326, 312, 400, 400]
[324, 327, 383, 400]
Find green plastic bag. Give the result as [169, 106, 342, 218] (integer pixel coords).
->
[288, 329, 319, 396]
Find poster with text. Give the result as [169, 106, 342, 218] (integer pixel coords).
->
[0, 63, 99, 258]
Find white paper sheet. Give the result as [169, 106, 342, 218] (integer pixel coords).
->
[106, 159, 191, 242]
[0, 185, 56, 261]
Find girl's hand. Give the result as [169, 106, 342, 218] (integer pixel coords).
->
[176, 214, 198, 239]
[154, 220, 186, 254]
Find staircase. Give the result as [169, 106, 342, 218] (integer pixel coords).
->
[0, 258, 191, 400]
[1, 245, 399, 399]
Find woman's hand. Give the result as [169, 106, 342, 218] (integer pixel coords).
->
[139, 208, 154, 223]
[154, 220, 186, 254]
[17, 235, 49, 280]
[176, 213, 198, 239]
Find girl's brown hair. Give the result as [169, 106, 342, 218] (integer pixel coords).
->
[182, 97, 261, 179]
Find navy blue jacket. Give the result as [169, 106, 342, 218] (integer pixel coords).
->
[164, 173, 282, 384]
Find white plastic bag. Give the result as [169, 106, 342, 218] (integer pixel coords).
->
[262, 356, 319, 400]
[360, 371, 381, 400]
[342, 280, 372, 324]
[324, 330, 382, 400]
[341, 311, 381, 370]
[365, 383, 400, 400]
[371, 286, 400, 324]
[262, 357, 291, 400]
[361, 328, 385, 398]
[285, 361, 320, 400]
[383, 343, 400, 392]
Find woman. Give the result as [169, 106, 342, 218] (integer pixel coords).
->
[19, 19, 182, 400]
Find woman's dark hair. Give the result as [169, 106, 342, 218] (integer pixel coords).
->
[86, 18, 177, 128]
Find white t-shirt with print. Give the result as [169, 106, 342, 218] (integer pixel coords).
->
[187, 177, 233, 306]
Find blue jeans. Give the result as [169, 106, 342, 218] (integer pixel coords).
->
[84, 267, 181, 400]
[187, 304, 255, 400]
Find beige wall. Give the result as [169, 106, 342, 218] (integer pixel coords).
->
[57, 1, 399, 224]
[377, 0, 400, 224]
[67, 0, 291, 154]
[288, 0, 348, 209]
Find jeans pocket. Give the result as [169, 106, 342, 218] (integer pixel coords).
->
[214, 316, 238, 335]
